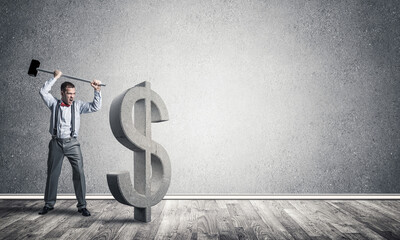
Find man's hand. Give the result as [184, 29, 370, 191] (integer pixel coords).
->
[54, 70, 62, 79]
[91, 79, 101, 92]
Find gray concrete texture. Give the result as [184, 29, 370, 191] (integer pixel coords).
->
[0, 1, 399, 194]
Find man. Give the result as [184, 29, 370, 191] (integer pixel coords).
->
[38, 70, 102, 216]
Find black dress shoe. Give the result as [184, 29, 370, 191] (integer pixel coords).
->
[38, 206, 54, 215]
[78, 208, 91, 216]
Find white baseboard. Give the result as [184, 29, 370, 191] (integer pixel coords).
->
[1, 194, 399, 200]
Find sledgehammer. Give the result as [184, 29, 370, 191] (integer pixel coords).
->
[28, 59, 106, 87]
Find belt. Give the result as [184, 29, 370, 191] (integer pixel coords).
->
[52, 136, 77, 141]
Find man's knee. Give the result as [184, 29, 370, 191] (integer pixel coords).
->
[72, 167, 85, 181]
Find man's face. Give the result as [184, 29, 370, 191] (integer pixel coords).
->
[61, 87, 76, 105]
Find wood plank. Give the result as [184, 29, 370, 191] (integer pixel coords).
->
[174, 200, 198, 240]
[0, 200, 37, 218]
[188, 200, 200, 240]
[0, 200, 42, 231]
[111, 204, 141, 239]
[278, 200, 326, 238]
[39, 200, 81, 238]
[197, 200, 219, 239]
[226, 202, 258, 239]
[7, 200, 77, 239]
[298, 200, 358, 234]
[342, 233, 369, 240]
[1, 200, 76, 240]
[58, 228, 88, 240]
[132, 200, 167, 240]
[113, 201, 168, 239]
[326, 201, 387, 240]
[250, 200, 295, 239]
[352, 200, 400, 238]
[239, 200, 274, 239]
[357, 200, 400, 223]
[327, 200, 387, 239]
[0, 220, 39, 240]
[263, 200, 311, 239]
[0, 199, 399, 239]
[376, 200, 400, 214]
[44, 199, 112, 238]
[332, 201, 400, 239]
[78, 201, 130, 239]
[57, 200, 119, 239]
[72, 200, 115, 228]
[215, 200, 238, 240]
[289, 200, 348, 239]
[154, 200, 181, 239]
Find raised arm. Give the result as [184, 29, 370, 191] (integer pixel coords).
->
[39, 70, 62, 109]
[79, 80, 102, 114]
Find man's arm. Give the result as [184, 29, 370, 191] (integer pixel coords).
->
[80, 79, 102, 114]
[39, 70, 62, 109]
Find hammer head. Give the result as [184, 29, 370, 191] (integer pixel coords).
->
[28, 59, 40, 77]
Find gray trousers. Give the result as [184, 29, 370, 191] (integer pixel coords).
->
[44, 137, 86, 209]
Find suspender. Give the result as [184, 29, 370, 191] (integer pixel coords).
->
[53, 100, 61, 136]
[71, 102, 75, 137]
[53, 100, 75, 138]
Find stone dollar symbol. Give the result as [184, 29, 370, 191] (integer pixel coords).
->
[107, 81, 171, 222]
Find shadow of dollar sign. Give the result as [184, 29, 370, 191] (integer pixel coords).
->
[108, 81, 171, 222]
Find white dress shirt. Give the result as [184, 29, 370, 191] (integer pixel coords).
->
[39, 78, 102, 138]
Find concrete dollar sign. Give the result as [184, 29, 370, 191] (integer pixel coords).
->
[107, 81, 171, 222]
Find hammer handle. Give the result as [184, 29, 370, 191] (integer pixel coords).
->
[37, 68, 107, 87]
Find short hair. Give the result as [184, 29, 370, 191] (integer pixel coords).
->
[61, 82, 75, 92]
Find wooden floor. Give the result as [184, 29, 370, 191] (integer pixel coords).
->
[0, 199, 399, 239]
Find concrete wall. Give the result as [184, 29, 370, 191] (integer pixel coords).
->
[1, 0, 399, 194]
